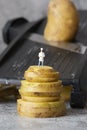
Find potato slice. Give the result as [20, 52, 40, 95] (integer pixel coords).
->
[17, 99, 66, 117]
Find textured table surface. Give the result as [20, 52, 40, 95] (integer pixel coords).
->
[0, 101, 87, 130]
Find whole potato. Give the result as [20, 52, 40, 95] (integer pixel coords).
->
[44, 0, 79, 42]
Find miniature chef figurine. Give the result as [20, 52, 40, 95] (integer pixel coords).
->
[38, 48, 45, 66]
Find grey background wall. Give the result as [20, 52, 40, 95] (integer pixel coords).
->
[0, 0, 87, 53]
[72, 0, 87, 9]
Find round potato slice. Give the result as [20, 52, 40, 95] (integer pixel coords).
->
[21, 96, 60, 102]
[17, 99, 66, 117]
[20, 80, 62, 92]
[27, 66, 55, 73]
[19, 90, 60, 97]
[24, 66, 60, 82]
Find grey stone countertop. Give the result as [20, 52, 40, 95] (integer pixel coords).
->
[0, 101, 87, 130]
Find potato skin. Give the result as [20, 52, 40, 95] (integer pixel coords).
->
[44, 0, 79, 42]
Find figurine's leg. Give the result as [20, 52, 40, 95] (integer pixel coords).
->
[38, 61, 40, 66]
[41, 61, 44, 66]
[38, 61, 44, 66]
[42, 61, 43, 66]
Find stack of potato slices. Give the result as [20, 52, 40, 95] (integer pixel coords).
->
[17, 66, 66, 118]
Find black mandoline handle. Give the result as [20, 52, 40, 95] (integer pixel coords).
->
[0, 19, 44, 63]
[2, 17, 29, 44]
